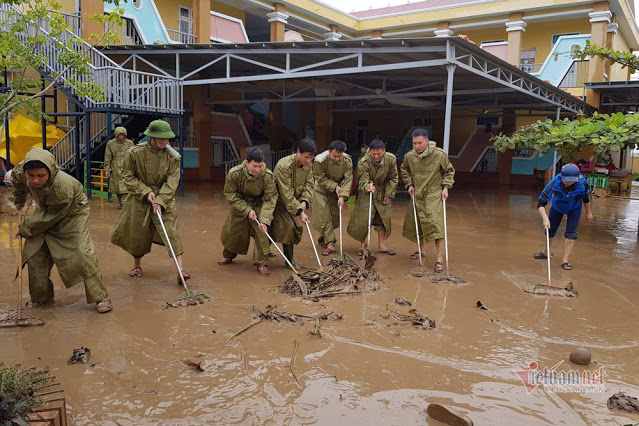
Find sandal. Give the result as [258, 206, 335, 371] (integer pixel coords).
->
[218, 257, 233, 265]
[322, 246, 336, 256]
[97, 299, 112, 313]
[268, 252, 276, 257]
[177, 271, 191, 285]
[434, 261, 444, 273]
[26, 299, 55, 308]
[130, 266, 142, 277]
[118, 203, 123, 209]
[533, 252, 548, 259]
[561, 262, 572, 270]
[410, 251, 423, 260]
[257, 265, 270, 276]
[378, 248, 395, 255]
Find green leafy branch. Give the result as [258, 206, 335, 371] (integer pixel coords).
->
[491, 112, 639, 161]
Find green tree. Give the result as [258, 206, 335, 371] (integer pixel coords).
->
[492, 43, 639, 160]
[0, 0, 124, 120]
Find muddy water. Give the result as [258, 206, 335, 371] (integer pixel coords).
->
[1, 185, 639, 425]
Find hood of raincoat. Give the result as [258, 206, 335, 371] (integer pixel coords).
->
[114, 127, 127, 138]
[23, 147, 59, 188]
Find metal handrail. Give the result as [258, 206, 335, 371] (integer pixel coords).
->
[167, 29, 196, 44]
[0, 3, 182, 114]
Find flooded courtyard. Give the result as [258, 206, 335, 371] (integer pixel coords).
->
[1, 185, 638, 425]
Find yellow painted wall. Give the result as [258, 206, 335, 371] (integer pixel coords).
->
[210, 1, 245, 23]
[521, 19, 591, 67]
[58, 0, 76, 14]
[611, 31, 631, 81]
[156, 0, 193, 32]
[461, 27, 507, 45]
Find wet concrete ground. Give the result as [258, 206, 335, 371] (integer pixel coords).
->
[1, 184, 639, 425]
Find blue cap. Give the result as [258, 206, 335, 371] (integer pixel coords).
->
[560, 163, 580, 183]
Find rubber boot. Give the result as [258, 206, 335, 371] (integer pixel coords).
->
[282, 244, 297, 269]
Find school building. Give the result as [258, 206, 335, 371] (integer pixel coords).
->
[2, 0, 639, 193]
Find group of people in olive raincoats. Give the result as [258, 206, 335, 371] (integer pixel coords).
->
[8, 119, 188, 314]
[218, 129, 456, 275]
[103, 126, 134, 208]
[8, 121, 455, 312]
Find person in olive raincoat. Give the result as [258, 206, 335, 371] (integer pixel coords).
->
[347, 139, 398, 255]
[271, 138, 316, 268]
[104, 126, 134, 209]
[111, 120, 189, 284]
[311, 140, 353, 256]
[401, 128, 455, 272]
[9, 147, 111, 313]
[218, 148, 278, 276]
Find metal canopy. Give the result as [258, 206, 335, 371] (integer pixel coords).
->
[104, 38, 590, 113]
[104, 38, 592, 153]
[585, 81, 639, 111]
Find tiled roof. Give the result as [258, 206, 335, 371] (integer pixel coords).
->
[352, 0, 487, 18]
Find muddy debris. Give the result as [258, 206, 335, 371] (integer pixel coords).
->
[409, 267, 467, 284]
[162, 294, 208, 309]
[67, 347, 91, 365]
[524, 282, 578, 297]
[183, 354, 216, 372]
[569, 347, 591, 366]
[394, 297, 412, 306]
[426, 403, 474, 426]
[476, 301, 488, 310]
[253, 305, 343, 324]
[607, 392, 639, 414]
[431, 274, 467, 285]
[281, 258, 381, 298]
[387, 308, 436, 330]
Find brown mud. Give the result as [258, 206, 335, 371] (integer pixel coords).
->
[524, 282, 579, 297]
[1, 185, 639, 424]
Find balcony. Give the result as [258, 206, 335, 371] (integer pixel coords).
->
[168, 29, 196, 44]
[104, 16, 143, 45]
[559, 60, 589, 89]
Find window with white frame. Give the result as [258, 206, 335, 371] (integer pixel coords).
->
[178, 6, 193, 41]
[520, 48, 537, 73]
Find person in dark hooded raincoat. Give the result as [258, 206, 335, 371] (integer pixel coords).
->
[401, 128, 455, 272]
[270, 138, 316, 269]
[311, 140, 352, 256]
[9, 147, 111, 313]
[347, 139, 398, 255]
[218, 148, 278, 276]
[111, 120, 189, 284]
[103, 126, 134, 208]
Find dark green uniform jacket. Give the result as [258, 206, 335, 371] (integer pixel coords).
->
[401, 142, 455, 243]
[111, 142, 183, 257]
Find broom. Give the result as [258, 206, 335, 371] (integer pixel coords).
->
[1, 202, 44, 327]
[155, 210, 208, 305]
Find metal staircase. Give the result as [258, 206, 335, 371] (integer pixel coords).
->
[0, 3, 183, 183]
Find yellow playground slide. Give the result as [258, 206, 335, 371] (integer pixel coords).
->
[0, 115, 66, 165]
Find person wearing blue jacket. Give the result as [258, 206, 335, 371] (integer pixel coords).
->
[533, 163, 593, 270]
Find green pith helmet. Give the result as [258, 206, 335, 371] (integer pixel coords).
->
[144, 119, 175, 139]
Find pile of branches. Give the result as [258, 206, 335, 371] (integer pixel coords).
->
[253, 305, 342, 324]
[386, 307, 436, 330]
[282, 257, 382, 298]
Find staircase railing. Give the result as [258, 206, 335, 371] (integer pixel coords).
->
[0, 3, 183, 114]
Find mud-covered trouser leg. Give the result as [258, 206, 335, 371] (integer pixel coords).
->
[251, 225, 270, 265]
[283, 244, 295, 263]
[320, 221, 337, 246]
[222, 248, 238, 260]
[27, 243, 55, 304]
[84, 272, 108, 304]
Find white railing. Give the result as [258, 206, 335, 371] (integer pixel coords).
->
[212, 138, 240, 167]
[264, 149, 294, 171]
[223, 159, 243, 176]
[49, 113, 126, 169]
[104, 16, 143, 46]
[45, 10, 82, 38]
[167, 29, 196, 44]
[0, 3, 183, 114]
